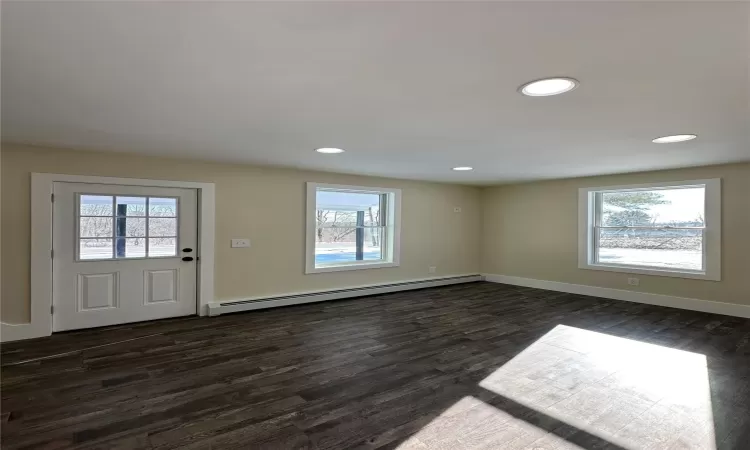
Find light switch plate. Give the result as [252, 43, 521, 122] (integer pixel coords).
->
[231, 239, 250, 248]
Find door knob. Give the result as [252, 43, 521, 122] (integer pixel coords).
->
[182, 248, 193, 253]
[182, 256, 194, 262]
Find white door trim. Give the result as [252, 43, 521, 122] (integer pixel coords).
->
[1, 173, 215, 342]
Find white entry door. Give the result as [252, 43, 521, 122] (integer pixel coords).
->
[53, 182, 198, 331]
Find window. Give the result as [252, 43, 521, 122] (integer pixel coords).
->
[578, 179, 720, 280]
[306, 183, 401, 273]
[78, 195, 179, 260]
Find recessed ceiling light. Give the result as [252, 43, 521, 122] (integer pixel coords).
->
[452, 166, 473, 171]
[651, 134, 697, 144]
[519, 77, 579, 97]
[315, 147, 345, 154]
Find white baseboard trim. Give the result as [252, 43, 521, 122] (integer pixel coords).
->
[2, 274, 482, 342]
[208, 274, 484, 317]
[1, 322, 44, 343]
[483, 274, 750, 319]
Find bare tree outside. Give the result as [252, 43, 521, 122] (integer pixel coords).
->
[368, 206, 380, 246]
[600, 191, 703, 251]
[316, 210, 358, 242]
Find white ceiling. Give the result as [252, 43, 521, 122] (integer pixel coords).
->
[2, 1, 749, 184]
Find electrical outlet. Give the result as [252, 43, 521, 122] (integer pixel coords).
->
[428, 266, 437, 274]
[627, 277, 639, 286]
[453, 207, 462, 213]
[231, 238, 250, 248]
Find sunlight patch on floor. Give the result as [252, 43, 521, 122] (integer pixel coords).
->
[480, 325, 715, 449]
[399, 325, 715, 450]
[397, 395, 585, 450]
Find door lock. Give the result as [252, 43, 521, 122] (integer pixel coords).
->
[182, 256, 194, 262]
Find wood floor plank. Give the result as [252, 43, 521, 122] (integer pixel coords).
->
[2, 282, 748, 449]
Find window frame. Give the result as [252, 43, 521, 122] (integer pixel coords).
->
[578, 178, 721, 281]
[305, 182, 401, 274]
[75, 193, 181, 261]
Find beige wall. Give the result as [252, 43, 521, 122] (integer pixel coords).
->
[0, 145, 2, 317]
[2, 143, 748, 325]
[481, 163, 750, 306]
[0, 144, 481, 323]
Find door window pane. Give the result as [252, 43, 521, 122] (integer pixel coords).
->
[149, 238, 177, 257]
[148, 218, 177, 237]
[80, 217, 113, 238]
[80, 239, 113, 260]
[114, 217, 146, 237]
[80, 195, 113, 216]
[77, 194, 183, 260]
[116, 196, 147, 216]
[149, 198, 177, 217]
[115, 238, 147, 258]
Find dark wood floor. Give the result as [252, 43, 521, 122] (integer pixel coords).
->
[2, 282, 749, 449]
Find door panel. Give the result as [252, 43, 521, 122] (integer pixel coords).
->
[77, 273, 118, 311]
[144, 269, 178, 304]
[53, 183, 198, 331]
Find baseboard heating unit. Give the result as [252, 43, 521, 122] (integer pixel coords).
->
[207, 274, 483, 316]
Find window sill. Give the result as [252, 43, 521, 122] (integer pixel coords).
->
[579, 262, 720, 281]
[306, 261, 399, 274]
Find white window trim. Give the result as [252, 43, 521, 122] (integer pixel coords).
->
[1, 173, 216, 343]
[305, 182, 401, 274]
[578, 178, 721, 281]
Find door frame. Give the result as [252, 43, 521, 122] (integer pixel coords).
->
[13, 173, 215, 341]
